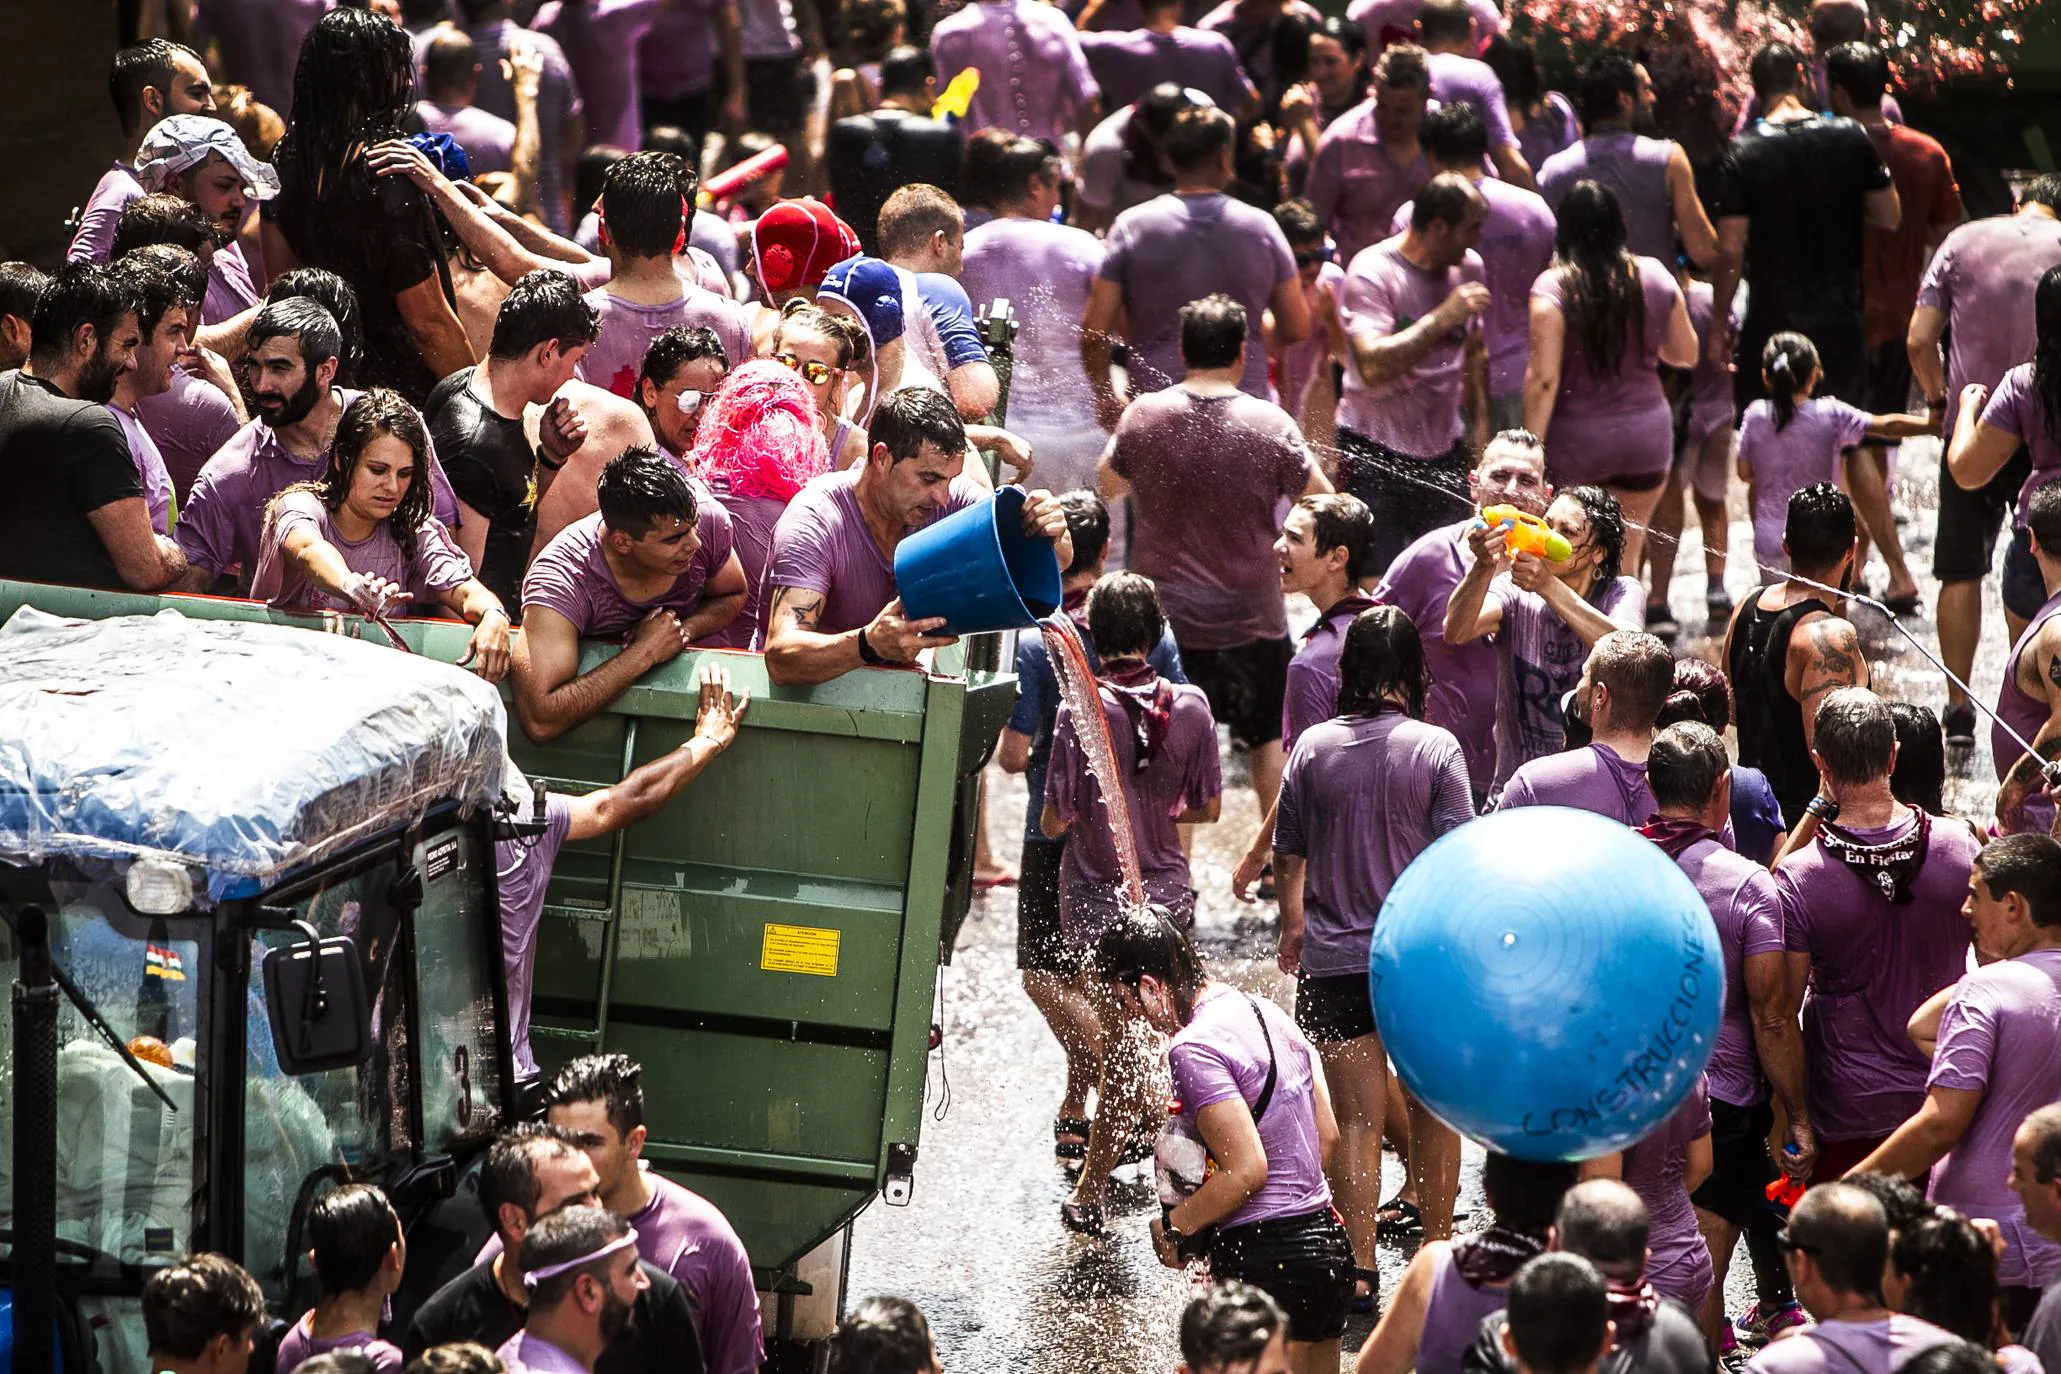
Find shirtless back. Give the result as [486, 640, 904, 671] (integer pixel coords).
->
[531, 380, 661, 553]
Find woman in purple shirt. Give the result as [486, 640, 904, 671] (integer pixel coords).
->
[1523, 180, 1697, 574]
[1089, 908, 1353, 1372]
[1607, 1076, 1715, 1315]
[273, 1184, 407, 1374]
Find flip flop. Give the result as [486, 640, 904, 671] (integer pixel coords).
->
[1054, 1115, 1091, 1162]
[1882, 591, 1922, 617]
[972, 873, 1018, 891]
[1376, 1196, 1424, 1238]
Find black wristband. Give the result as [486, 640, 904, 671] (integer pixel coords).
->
[535, 442, 566, 473]
[857, 627, 885, 665]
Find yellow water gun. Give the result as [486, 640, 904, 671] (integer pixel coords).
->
[934, 67, 980, 122]
[1480, 505, 1571, 562]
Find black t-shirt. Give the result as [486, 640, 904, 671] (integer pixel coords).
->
[1721, 114, 1892, 320]
[826, 109, 966, 254]
[267, 140, 453, 407]
[404, 1257, 705, 1374]
[0, 370, 144, 591]
[1464, 1301, 1712, 1374]
[426, 366, 535, 613]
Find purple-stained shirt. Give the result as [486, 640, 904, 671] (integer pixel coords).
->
[1373, 519, 1500, 790]
[1393, 179, 1556, 396]
[1982, 363, 2061, 528]
[1741, 396, 1872, 569]
[1195, 0, 1323, 106]
[638, 0, 720, 98]
[111, 404, 173, 536]
[1046, 677, 1219, 940]
[1674, 837, 1787, 1108]
[1272, 710, 1474, 976]
[1337, 237, 1485, 455]
[1487, 573, 1644, 790]
[196, 0, 330, 114]
[1100, 191, 1298, 398]
[137, 366, 245, 504]
[273, 1315, 404, 1374]
[630, 1167, 764, 1374]
[1496, 743, 1656, 824]
[1308, 100, 1431, 268]
[762, 468, 983, 635]
[1280, 259, 1346, 417]
[1347, 0, 1504, 50]
[1620, 1076, 1715, 1311]
[1516, 92, 1579, 179]
[962, 215, 1104, 440]
[1916, 213, 2061, 446]
[1745, 1316, 1957, 1374]
[1926, 948, 2061, 1287]
[1996, 588, 2061, 790]
[413, 101, 517, 177]
[495, 793, 571, 1079]
[205, 240, 263, 328]
[496, 1332, 589, 1374]
[1283, 593, 1375, 749]
[1776, 811, 1978, 1140]
[703, 483, 788, 649]
[1425, 51, 1516, 153]
[1684, 278, 1736, 441]
[1531, 255, 1684, 487]
[251, 490, 476, 613]
[67, 162, 143, 264]
[1418, 1247, 1512, 1374]
[521, 506, 737, 638]
[929, 0, 1100, 144]
[1079, 26, 1254, 113]
[1110, 385, 1311, 650]
[1538, 132, 1681, 266]
[576, 287, 753, 400]
[536, 0, 665, 156]
[449, 19, 583, 232]
[1167, 989, 1330, 1227]
[1077, 105, 1169, 220]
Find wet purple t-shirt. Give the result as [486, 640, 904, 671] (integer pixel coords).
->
[1374, 519, 1501, 790]
[1046, 678, 1221, 944]
[1079, 26, 1253, 112]
[638, 0, 718, 98]
[1167, 989, 1331, 1228]
[67, 162, 143, 264]
[1283, 593, 1376, 749]
[1337, 238, 1485, 455]
[111, 404, 173, 536]
[1741, 396, 1871, 569]
[1531, 255, 1683, 487]
[1487, 573, 1643, 790]
[1746, 1316, 1957, 1374]
[535, 0, 666, 156]
[495, 793, 571, 1079]
[1308, 101, 1431, 269]
[251, 491, 476, 613]
[1110, 385, 1312, 650]
[1684, 279, 1737, 441]
[1916, 213, 2061, 445]
[273, 1316, 405, 1374]
[521, 505, 737, 639]
[961, 216, 1105, 465]
[1100, 191, 1298, 398]
[1620, 1075, 1715, 1311]
[630, 1167, 764, 1374]
[576, 287, 753, 400]
[1775, 811, 1978, 1141]
[204, 240, 262, 329]
[136, 367, 242, 502]
[1495, 741, 1655, 823]
[1675, 836, 1786, 1108]
[1996, 587, 2061, 792]
[1395, 178, 1557, 396]
[1538, 132, 1680, 266]
[1273, 711, 1474, 977]
[1926, 948, 2061, 1287]
[1425, 52, 1516, 153]
[762, 468, 983, 635]
[1981, 363, 2061, 527]
[929, 0, 1100, 144]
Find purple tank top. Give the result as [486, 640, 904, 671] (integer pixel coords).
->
[1539, 131, 1677, 265]
[1418, 1248, 1510, 1374]
[1996, 587, 2061, 786]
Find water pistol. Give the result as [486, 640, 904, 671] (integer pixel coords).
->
[934, 68, 981, 122]
[1478, 505, 1572, 562]
[698, 144, 789, 207]
[1764, 1144, 1807, 1211]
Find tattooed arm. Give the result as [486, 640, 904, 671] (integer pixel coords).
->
[1787, 613, 1870, 756]
[762, 587, 958, 686]
[1996, 623, 2061, 831]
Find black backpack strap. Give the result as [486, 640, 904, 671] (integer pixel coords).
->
[1245, 995, 1279, 1122]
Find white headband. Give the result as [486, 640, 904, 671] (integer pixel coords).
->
[521, 1228, 639, 1290]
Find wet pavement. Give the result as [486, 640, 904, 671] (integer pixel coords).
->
[847, 437, 2012, 1372]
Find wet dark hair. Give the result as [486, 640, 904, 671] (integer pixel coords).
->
[986, 136, 1063, 210]
[869, 387, 966, 463]
[283, 7, 418, 190]
[2031, 477, 2061, 557]
[1165, 106, 1236, 176]
[489, 270, 601, 362]
[478, 1123, 583, 1233]
[1887, 703, 1946, 815]
[120, 243, 208, 309]
[1085, 571, 1166, 659]
[111, 193, 221, 260]
[1813, 688, 1896, 788]
[960, 128, 1024, 211]
[1318, 14, 1368, 59]
[269, 268, 363, 383]
[1123, 85, 1199, 189]
[111, 255, 186, 338]
[1374, 42, 1431, 92]
[28, 261, 137, 366]
[1750, 41, 1804, 100]
[1977, 834, 2061, 928]
[543, 1051, 649, 1138]
[826, 1296, 935, 1374]
[2032, 267, 2061, 455]
[1554, 181, 1642, 382]
[1655, 656, 1732, 730]
[601, 151, 689, 260]
[295, 1355, 378, 1374]
[1564, 485, 1625, 586]
[1059, 489, 1111, 576]
[595, 446, 699, 539]
[639, 326, 728, 406]
[1901, 1343, 2012, 1374]
[1336, 605, 1431, 719]
[1412, 172, 1481, 233]
[1092, 905, 1207, 1022]
[1824, 41, 1889, 107]
[0, 262, 47, 327]
[304, 389, 434, 558]
[141, 1254, 265, 1358]
[2024, 175, 2061, 214]
[250, 296, 344, 369]
[1179, 1281, 1288, 1373]
[1577, 50, 1641, 126]
[841, 0, 907, 59]
[1273, 197, 1323, 246]
[575, 145, 631, 222]
[1648, 721, 1729, 810]
[1483, 35, 1543, 111]
[1421, 101, 1490, 169]
[1297, 492, 1376, 583]
[1762, 331, 1821, 430]
[111, 39, 202, 138]
[1418, 0, 1475, 44]
[878, 44, 936, 100]
[1180, 293, 1246, 370]
[519, 1205, 630, 1312]
[1893, 1213, 2000, 1344]
[1482, 1154, 1581, 1235]
[1784, 483, 1858, 572]
[309, 1183, 400, 1295]
[1843, 1171, 1933, 1233]
[423, 28, 481, 102]
[1508, 1254, 1609, 1374]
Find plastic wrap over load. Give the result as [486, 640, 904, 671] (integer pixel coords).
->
[0, 607, 509, 901]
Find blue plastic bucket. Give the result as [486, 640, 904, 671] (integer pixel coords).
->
[894, 485, 1062, 636]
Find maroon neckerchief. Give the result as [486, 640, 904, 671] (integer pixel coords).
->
[1304, 591, 1376, 642]
[1452, 1225, 1547, 1285]
[1099, 656, 1173, 774]
[1607, 1279, 1660, 1345]
[1640, 815, 1721, 860]
[1062, 584, 1091, 631]
[1818, 809, 1932, 905]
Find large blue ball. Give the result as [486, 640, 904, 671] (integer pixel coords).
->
[1370, 806, 1724, 1161]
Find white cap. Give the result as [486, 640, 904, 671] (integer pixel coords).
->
[136, 115, 281, 201]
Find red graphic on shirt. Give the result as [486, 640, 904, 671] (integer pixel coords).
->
[608, 365, 638, 399]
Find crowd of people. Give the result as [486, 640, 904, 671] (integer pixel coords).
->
[13, 0, 2061, 1370]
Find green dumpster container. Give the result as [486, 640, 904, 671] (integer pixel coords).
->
[0, 581, 1017, 1303]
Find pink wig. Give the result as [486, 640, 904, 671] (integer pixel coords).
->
[687, 358, 833, 503]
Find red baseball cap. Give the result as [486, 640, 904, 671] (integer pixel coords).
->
[751, 198, 862, 298]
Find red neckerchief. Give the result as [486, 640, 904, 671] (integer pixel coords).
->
[1607, 1279, 1660, 1345]
[1099, 656, 1173, 774]
[1303, 591, 1376, 642]
[1452, 1225, 1546, 1285]
[1640, 815, 1721, 859]
[1062, 584, 1091, 631]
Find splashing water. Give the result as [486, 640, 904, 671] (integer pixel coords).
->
[1041, 615, 1147, 910]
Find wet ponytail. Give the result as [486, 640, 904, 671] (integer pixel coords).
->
[1762, 332, 1819, 432]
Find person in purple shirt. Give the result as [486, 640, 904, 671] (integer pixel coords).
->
[762, 387, 1071, 684]
[638, 0, 747, 159]
[133, 115, 278, 327]
[69, 41, 217, 265]
[1774, 688, 1978, 1182]
[106, 253, 191, 536]
[513, 447, 746, 741]
[534, 0, 664, 157]
[1084, 909, 1352, 1368]
[1278, 16, 1371, 194]
[1854, 835, 2061, 1318]
[140, 1255, 266, 1374]
[2011, 1107, 2061, 1371]
[108, 241, 245, 503]
[501, 1207, 652, 1374]
[415, 30, 518, 176]
[928, 0, 1101, 144]
[1196, 0, 1323, 112]
[1989, 483, 2061, 834]
[541, 1056, 764, 1374]
[1309, 42, 1431, 271]
[1641, 721, 1813, 1341]
[1497, 630, 1672, 823]
[1079, 0, 1259, 116]
[275, 1185, 408, 1374]
[437, 1, 584, 232]
[1085, 105, 1309, 416]
[1273, 605, 1474, 1301]
[1612, 1077, 1715, 1315]
[1483, 35, 1577, 180]
[1414, 0, 1532, 188]
[1277, 494, 1379, 753]
[1337, 172, 1489, 575]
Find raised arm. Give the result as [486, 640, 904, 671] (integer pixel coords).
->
[1444, 523, 1510, 646]
[564, 664, 749, 840]
[1353, 281, 1488, 388]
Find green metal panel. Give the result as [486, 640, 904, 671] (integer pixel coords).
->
[0, 581, 1009, 1281]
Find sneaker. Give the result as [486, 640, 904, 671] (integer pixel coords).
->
[1737, 1301, 1806, 1348]
[1764, 1303, 1808, 1339]
[1943, 702, 1978, 748]
[1646, 601, 1680, 641]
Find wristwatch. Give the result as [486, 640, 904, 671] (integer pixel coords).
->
[856, 627, 885, 665]
[535, 441, 566, 473]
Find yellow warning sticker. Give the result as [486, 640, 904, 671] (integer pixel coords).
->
[761, 923, 841, 977]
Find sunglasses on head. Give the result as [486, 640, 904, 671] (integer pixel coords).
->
[774, 351, 835, 385]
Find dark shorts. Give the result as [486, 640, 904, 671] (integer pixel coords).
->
[1210, 1207, 1356, 1343]
[639, 88, 715, 155]
[2001, 1284, 2043, 1339]
[1295, 972, 1378, 1045]
[2006, 525, 2049, 621]
[1935, 444, 2032, 583]
[1866, 338, 1916, 417]
[1737, 310, 1867, 411]
[1338, 428, 1472, 581]
[1689, 1096, 1777, 1227]
[1808, 1133, 1892, 1186]
[1016, 841, 1081, 974]
[1184, 636, 1292, 751]
[741, 54, 814, 133]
